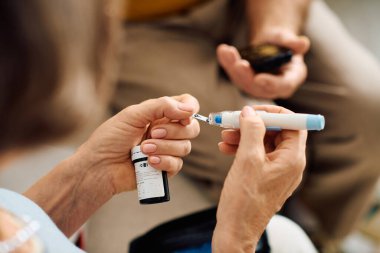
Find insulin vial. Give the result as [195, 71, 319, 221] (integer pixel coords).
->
[131, 145, 170, 204]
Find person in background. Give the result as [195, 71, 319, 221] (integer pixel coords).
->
[0, 0, 199, 251]
[113, 0, 380, 251]
[0, 0, 313, 252]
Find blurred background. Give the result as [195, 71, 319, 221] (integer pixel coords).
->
[326, 0, 380, 59]
[1, 0, 379, 252]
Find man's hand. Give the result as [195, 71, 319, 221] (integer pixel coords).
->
[217, 30, 310, 99]
[212, 105, 307, 252]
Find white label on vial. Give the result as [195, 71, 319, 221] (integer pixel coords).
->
[135, 160, 165, 200]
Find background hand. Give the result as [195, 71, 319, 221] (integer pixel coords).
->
[217, 30, 310, 99]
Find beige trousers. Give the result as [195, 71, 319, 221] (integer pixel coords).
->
[104, 0, 380, 251]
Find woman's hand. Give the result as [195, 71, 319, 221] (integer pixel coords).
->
[25, 94, 200, 237]
[77, 94, 200, 194]
[217, 30, 310, 99]
[212, 105, 307, 252]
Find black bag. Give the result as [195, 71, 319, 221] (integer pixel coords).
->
[129, 207, 270, 253]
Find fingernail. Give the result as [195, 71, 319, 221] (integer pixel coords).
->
[241, 106, 255, 117]
[151, 128, 167, 139]
[149, 156, 161, 164]
[142, 143, 157, 153]
[178, 103, 194, 112]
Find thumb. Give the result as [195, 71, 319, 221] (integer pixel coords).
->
[118, 95, 198, 128]
[280, 34, 310, 55]
[238, 106, 266, 151]
[217, 44, 240, 69]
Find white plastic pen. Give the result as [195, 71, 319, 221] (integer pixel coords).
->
[193, 111, 325, 131]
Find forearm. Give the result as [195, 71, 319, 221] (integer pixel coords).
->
[247, 0, 311, 42]
[212, 223, 259, 253]
[212, 190, 272, 253]
[24, 149, 115, 237]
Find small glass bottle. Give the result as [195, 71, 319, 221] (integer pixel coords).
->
[131, 145, 170, 204]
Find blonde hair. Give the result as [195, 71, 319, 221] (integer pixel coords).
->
[0, 0, 116, 151]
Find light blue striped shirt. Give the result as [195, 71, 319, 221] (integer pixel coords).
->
[0, 188, 84, 253]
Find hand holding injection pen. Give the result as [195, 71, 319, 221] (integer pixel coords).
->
[193, 109, 325, 131]
[213, 106, 308, 251]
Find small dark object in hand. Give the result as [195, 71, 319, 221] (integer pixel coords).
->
[239, 44, 293, 74]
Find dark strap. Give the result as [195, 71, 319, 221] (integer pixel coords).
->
[257, 229, 271, 253]
[129, 207, 270, 253]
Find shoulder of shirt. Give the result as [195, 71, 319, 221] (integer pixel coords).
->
[0, 188, 85, 253]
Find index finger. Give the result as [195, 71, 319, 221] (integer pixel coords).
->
[172, 94, 200, 114]
[172, 94, 200, 125]
[119, 94, 199, 128]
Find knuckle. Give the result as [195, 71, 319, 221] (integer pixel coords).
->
[191, 121, 201, 137]
[182, 141, 192, 155]
[277, 106, 288, 112]
[177, 158, 184, 171]
[168, 157, 177, 170]
[298, 155, 307, 173]
[167, 157, 182, 174]
[286, 157, 298, 170]
[254, 153, 266, 167]
[159, 96, 174, 106]
[285, 154, 305, 175]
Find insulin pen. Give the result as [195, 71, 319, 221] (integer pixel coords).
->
[193, 111, 325, 131]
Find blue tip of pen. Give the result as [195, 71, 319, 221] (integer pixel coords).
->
[306, 115, 325, 131]
[214, 115, 222, 124]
